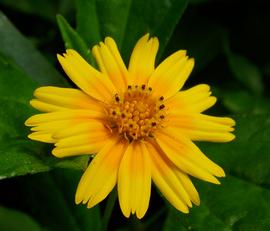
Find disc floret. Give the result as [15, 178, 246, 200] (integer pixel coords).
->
[107, 85, 166, 141]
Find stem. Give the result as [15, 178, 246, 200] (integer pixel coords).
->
[101, 188, 117, 231]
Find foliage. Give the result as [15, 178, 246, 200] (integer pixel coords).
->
[0, 0, 269, 230]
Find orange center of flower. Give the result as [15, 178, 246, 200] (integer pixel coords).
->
[106, 85, 166, 142]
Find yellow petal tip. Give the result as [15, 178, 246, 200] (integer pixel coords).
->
[51, 148, 62, 158]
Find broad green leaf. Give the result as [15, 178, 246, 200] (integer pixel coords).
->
[164, 176, 270, 231]
[57, 14, 95, 64]
[0, 11, 66, 86]
[0, 206, 42, 231]
[164, 114, 270, 230]
[75, 0, 132, 49]
[227, 53, 264, 95]
[201, 114, 270, 185]
[75, 0, 188, 62]
[75, 0, 102, 47]
[0, 53, 89, 179]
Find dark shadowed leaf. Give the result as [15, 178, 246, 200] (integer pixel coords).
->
[0, 0, 74, 22]
[0, 206, 42, 231]
[165, 20, 227, 71]
[0, 169, 101, 231]
[221, 90, 270, 115]
[13, 170, 101, 231]
[0, 11, 66, 86]
[53, 169, 102, 231]
[228, 53, 264, 95]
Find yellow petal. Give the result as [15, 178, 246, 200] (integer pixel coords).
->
[155, 130, 222, 183]
[128, 34, 159, 85]
[92, 38, 128, 92]
[30, 120, 74, 132]
[51, 121, 110, 157]
[165, 84, 217, 113]
[25, 109, 103, 127]
[54, 132, 107, 148]
[148, 50, 194, 99]
[167, 114, 235, 142]
[75, 138, 127, 208]
[52, 142, 106, 158]
[32, 86, 103, 112]
[57, 50, 116, 102]
[28, 131, 55, 143]
[53, 121, 107, 139]
[117, 142, 151, 219]
[173, 169, 200, 206]
[28, 119, 77, 143]
[30, 99, 65, 112]
[146, 142, 191, 213]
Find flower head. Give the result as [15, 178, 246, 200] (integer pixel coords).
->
[25, 34, 235, 219]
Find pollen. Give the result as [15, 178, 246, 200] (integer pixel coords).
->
[106, 85, 166, 141]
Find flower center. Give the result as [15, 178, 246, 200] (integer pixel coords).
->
[106, 85, 166, 142]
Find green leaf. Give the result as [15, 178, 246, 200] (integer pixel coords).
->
[10, 170, 101, 231]
[75, 0, 188, 61]
[164, 176, 270, 231]
[0, 11, 66, 86]
[201, 114, 270, 186]
[57, 14, 95, 64]
[221, 90, 270, 115]
[0, 206, 42, 231]
[227, 53, 264, 95]
[75, 0, 103, 47]
[0, 0, 74, 22]
[53, 170, 102, 231]
[18, 172, 81, 231]
[165, 20, 227, 71]
[0, 53, 89, 179]
[163, 114, 270, 230]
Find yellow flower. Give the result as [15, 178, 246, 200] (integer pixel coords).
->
[25, 34, 235, 219]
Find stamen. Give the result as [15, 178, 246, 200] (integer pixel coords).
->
[106, 85, 166, 141]
[159, 104, 165, 110]
[115, 94, 120, 102]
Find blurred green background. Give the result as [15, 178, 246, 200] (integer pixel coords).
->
[0, 0, 269, 230]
